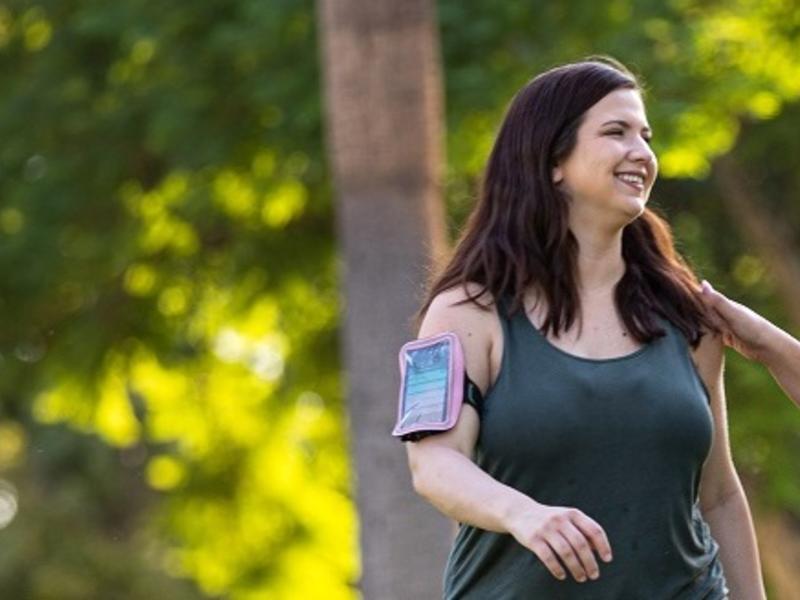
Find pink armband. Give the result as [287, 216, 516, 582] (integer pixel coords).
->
[392, 331, 466, 442]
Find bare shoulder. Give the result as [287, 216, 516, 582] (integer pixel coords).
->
[407, 283, 497, 461]
[690, 328, 725, 392]
[419, 283, 497, 393]
[420, 282, 496, 335]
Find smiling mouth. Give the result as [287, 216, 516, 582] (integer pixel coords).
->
[615, 174, 645, 192]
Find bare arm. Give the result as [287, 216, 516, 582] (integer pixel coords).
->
[701, 280, 800, 407]
[693, 331, 766, 599]
[405, 285, 613, 584]
[409, 433, 538, 533]
[760, 326, 800, 408]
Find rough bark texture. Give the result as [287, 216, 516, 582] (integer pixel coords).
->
[316, 1, 451, 598]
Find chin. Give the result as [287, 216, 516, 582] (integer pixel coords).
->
[619, 197, 646, 224]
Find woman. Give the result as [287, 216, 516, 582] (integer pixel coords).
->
[404, 57, 765, 598]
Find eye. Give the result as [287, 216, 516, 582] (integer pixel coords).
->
[607, 130, 654, 145]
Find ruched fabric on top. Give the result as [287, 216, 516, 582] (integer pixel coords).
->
[442, 294, 729, 599]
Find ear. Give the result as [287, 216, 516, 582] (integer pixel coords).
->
[552, 165, 563, 185]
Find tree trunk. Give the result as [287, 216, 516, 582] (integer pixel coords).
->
[711, 155, 800, 327]
[316, 1, 451, 598]
[712, 154, 800, 597]
[754, 509, 800, 600]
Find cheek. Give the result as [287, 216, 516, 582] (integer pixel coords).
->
[562, 144, 618, 188]
[581, 155, 614, 182]
[583, 142, 619, 170]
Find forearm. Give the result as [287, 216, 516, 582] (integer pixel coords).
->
[760, 324, 800, 408]
[702, 489, 765, 599]
[411, 444, 533, 533]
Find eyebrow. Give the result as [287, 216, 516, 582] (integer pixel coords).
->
[601, 119, 652, 134]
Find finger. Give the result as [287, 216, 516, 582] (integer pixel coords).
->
[705, 306, 728, 331]
[722, 330, 737, 347]
[547, 531, 588, 582]
[699, 293, 736, 338]
[699, 284, 729, 330]
[701, 281, 737, 319]
[571, 512, 613, 563]
[700, 280, 736, 315]
[561, 522, 600, 580]
[529, 539, 567, 581]
[700, 283, 731, 324]
[701, 279, 727, 302]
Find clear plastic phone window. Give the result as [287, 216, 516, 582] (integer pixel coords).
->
[398, 340, 451, 430]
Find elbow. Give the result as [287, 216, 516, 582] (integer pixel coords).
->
[408, 449, 463, 520]
[407, 441, 460, 500]
[412, 473, 427, 497]
[409, 450, 442, 502]
[410, 461, 430, 498]
[410, 463, 454, 518]
[701, 486, 742, 515]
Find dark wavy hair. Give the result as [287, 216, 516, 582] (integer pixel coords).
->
[414, 56, 716, 347]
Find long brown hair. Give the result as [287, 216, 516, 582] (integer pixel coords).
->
[414, 56, 716, 347]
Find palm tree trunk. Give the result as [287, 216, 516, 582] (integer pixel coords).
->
[316, 1, 451, 597]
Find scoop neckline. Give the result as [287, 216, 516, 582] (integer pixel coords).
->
[518, 309, 656, 364]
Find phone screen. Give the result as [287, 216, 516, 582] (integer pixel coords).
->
[399, 339, 451, 429]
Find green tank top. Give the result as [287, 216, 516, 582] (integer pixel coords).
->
[443, 295, 729, 599]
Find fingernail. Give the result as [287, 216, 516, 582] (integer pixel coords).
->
[589, 571, 598, 580]
[604, 553, 613, 562]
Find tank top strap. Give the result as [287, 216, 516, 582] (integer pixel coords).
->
[493, 289, 520, 322]
[492, 290, 518, 349]
[658, 316, 713, 405]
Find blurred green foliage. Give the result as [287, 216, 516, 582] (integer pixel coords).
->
[0, 0, 355, 597]
[0, 0, 798, 598]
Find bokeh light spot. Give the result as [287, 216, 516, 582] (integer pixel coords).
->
[158, 286, 189, 316]
[147, 455, 186, 491]
[0, 422, 26, 470]
[124, 263, 158, 296]
[0, 480, 18, 529]
[131, 38, 156, 64]
[0, 208, 24, 235]
[23, 11, 51, 51]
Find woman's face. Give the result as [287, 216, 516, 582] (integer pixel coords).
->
[552, 88, 658, 229]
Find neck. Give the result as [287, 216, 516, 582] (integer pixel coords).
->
[571, 223, 626, 297]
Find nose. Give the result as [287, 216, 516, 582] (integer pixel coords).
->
[628, 138, 657, 169]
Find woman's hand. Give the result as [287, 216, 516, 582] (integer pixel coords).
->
[699, 280, 772, 362]
[504, 501, 613, 583]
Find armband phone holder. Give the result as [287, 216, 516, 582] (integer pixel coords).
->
[392, 331, 465, 442]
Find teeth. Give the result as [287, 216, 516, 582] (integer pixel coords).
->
[616, 173, 644, 185]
